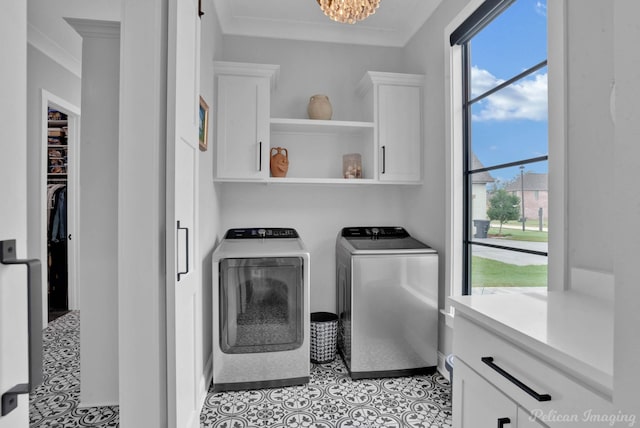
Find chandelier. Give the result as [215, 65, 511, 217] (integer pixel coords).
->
[316, 0, 381, 24]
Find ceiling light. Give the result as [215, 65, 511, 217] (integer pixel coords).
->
[316, 0, 381, 24]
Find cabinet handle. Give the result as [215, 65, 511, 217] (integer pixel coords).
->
[381, 145, 386, 174]
[497, 417, 511, 427]
[258, 141, 262, 171]
[1, 240, 43, 416]
[482, 357, 552, 402]
[176, 221, 189, 281]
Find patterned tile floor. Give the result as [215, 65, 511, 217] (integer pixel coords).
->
[29, 311, 119, 427]
[200, 360, 452, 427]
[30, 311, 452, 427]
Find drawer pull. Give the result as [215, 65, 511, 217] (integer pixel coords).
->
[497, 417, 511, 428]
[481, 357, 552, 402]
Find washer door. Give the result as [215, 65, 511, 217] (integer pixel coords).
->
[219, 257, 304, 353]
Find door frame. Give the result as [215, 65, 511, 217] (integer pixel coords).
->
[40, 89, 80, 327]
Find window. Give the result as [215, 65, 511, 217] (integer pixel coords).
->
[451, 0, 548, 295]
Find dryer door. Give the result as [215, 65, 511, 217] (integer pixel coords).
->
[219, 257, 304, 353]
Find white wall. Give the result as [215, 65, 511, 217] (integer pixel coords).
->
[26, 44, 81, 318]
[118, 1, 167, 426]
[71, 20, 120, 407]
[565, 0, 614, 276]
[402, 0, 476, 361]
[216, 36, 416, 313]
[219, 184, 410, 312]
[613, 0, 640, 415]
[222, 36, 408, 121]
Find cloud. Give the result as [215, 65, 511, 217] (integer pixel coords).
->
[535, 1, 547, 17]
[471, 66, 548, 122]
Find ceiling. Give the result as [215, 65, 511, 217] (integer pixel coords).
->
[27, 0, 442, 78]
[212, 0, 443, 47]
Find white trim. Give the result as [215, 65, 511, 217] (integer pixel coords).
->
[440, 307, 455, 329]
[40, 90, 81, 328]
[443, 0, 484, 308]
[64, 18, 120, 39]
[78, 399, 119, 409]
[213, 61, 280, 90]
[547, 0, 569, 292]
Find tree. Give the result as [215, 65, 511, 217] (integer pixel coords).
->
[487, 189, 520, 235]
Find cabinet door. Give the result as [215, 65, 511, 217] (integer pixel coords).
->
[518, 407, 547, 427]
[453, 358, 517, 428]
[216, 74, 269, 179]
[378, 84, 422, 182]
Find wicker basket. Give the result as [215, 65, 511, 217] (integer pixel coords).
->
[310, 312, 338, 364]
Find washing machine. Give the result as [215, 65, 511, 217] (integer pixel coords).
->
[212, 227, 310, 392]
[336, 226, 438, 379]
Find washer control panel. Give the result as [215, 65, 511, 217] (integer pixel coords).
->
[224, 228, 299, 239]
[341, 227, 410, 239]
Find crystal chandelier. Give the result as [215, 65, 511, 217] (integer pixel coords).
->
[316, 0, 381, 24]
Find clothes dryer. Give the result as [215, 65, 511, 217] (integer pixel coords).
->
[212, 228, 310, 392]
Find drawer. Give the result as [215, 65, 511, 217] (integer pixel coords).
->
[453, 314, 613, 427]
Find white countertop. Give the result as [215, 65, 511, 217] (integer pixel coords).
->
[449, 291, 613, 397]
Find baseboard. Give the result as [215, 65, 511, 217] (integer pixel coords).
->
[202, 352, 213, 395]
[191, 354, 214, 428]
[437, 351, 448, 380]
[198, 352, 213, 402]
[78, 399, 119, 409]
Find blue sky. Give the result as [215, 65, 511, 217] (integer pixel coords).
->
[469, 0, 548, 185]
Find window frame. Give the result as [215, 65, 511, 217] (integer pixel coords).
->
[453, 0, 549, 295]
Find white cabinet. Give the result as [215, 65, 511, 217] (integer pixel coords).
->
[214, 62, 279, 180]
[358, 72, 424, 183]
[453, 358, 544, 427]
[450, 293, 615, 428]
[213, 62, 424, 184]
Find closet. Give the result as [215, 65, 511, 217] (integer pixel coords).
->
[47, 107, 68, 319]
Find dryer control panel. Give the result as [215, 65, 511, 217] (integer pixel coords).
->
[224, 228, 299, 239]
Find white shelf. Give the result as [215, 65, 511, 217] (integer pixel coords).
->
[214, 177, 377, 184]
[270, 118, 374, 134]
[267, 177, 376, 184]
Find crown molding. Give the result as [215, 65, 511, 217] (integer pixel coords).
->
[28, 23, 82, 78]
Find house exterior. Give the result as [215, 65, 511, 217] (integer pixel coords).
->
[3, 1, 639, 427]
[504, 172, 548, 222]
[471, 152, 495, 222]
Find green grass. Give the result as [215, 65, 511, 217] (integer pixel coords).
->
[488, 227, 548, 242]
[472, 256, 547, 287]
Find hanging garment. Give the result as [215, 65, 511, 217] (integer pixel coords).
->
[47, 184, 65, 229]
[50, 187, 67, 242]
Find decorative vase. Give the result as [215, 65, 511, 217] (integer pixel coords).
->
[270, 147, 289, 177]
[307, 94, 333, 120]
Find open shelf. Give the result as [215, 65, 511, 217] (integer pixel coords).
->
[270, 118, 373, 134]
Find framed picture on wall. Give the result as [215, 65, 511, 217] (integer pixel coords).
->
[199, 96, 209, 151]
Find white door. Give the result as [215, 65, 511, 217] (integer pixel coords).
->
[0, 3, 29, 427]
[166, 1, 201, 427]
